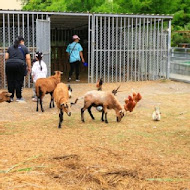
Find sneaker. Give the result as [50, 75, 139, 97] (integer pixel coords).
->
[10, 98, 14, 102]
[16, 98, 26, 103]
[68, 78, 71, 82]
[32, 98, 37, 102]
[76, 79, 80, 82]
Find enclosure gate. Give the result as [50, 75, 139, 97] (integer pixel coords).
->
[89, 14, 171, 83]
[36, 18, 51, 76]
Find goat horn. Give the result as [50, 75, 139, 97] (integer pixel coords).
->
[116, 85, 121, 91]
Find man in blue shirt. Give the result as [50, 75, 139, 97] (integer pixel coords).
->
[66, 35, 85, 82]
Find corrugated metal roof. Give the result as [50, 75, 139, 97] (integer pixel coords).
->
[0, 9, 173, 19]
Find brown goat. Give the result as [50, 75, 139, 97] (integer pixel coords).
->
[35, 71, 62, 112]
[0, 90, 11, 103]
[75, 90, 124, 123]
[53, 83, 72, 128]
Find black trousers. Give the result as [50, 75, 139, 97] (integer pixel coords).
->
[6, 62, 25, 99]
[69, 61, 80, 80]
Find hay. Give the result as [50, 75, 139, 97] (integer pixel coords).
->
[0, 81, 190, 189]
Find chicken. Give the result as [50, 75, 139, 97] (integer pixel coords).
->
[133, 92, 142, 103]
[96, 78, 103, 91]
[124, 98, 129, 104]
[124, 95, 136, 112]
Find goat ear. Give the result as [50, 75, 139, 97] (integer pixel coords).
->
[116, 85, 121, 91]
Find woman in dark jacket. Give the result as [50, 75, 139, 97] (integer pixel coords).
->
[5, 36, 31, 102]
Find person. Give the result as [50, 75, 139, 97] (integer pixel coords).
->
[31, 52, 47, 101]
[66, 35, 85, 82]
[5, 36, 31, 102]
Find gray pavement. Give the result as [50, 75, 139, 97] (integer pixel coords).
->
[170, 73, 190, 83]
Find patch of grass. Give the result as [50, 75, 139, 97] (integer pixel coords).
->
[17, 167, 33, 172]
[159, 78, 169, 83]
[146, 178, 190, 182]
[0, 155, 42, 173]
[17, 165, 46, 172]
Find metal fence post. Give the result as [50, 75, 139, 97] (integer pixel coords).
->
[167, 19, 171, 79]
[91, 14, 95, 83]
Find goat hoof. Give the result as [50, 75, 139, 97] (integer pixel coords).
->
[105, 120, 108, 124]
[92, 117, 95, 120]
[82, 120, 85, 122]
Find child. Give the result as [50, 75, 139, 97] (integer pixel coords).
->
[31, 52, 47, 101]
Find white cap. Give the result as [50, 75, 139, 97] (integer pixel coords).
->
[72, 35, 80, 40]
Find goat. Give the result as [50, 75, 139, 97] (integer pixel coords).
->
[0, 90, 11, 103]
[53, 83, 72, 128]
[35, 71, 62, 112]
[75, 90, 124, 123]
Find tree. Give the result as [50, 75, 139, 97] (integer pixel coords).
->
[23, 0, 66, 11]
[22, 0, 190, 46]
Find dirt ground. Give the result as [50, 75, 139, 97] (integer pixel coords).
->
[0, 80, 190, 190]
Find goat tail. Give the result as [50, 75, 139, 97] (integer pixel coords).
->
[72, 96, 84, 105]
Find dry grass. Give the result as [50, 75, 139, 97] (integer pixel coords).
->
[0, 80, 190, 190]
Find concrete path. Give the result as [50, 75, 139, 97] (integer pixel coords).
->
[170, 73, 190, 83]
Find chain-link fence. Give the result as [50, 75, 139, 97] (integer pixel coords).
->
[0, 11, 172, 88]
[170, 47, 190, 76]
[89, 15, 170, 83]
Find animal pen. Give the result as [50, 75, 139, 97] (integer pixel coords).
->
[0, 10, 172, 88]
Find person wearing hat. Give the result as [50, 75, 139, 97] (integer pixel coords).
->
[5, 36, 31, 102]
[66, 35, 85, 82]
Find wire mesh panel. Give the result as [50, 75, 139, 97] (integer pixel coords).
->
[90, 15, 170, 83]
